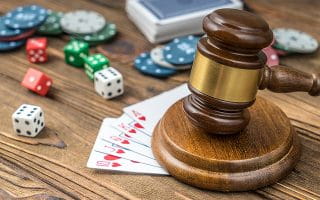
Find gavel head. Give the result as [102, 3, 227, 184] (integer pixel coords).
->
[183, 9, 274, 135]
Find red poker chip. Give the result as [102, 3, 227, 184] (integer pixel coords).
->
[0, 28, 36, 42]
[274, 48, 289, 56]
[262, 46, 279, 67]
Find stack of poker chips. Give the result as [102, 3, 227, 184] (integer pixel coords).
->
[133, 29, 319, 78]
[38, 10, 117, 46]
[59, 10, 117, 46]
[134, 35, 200, 78]
[37, 11, 64, 36]
[0, 5, 118, 51]
[262, 28, 319, 68]
[272, 28, 319, 55]
[0, 5, 48, 52]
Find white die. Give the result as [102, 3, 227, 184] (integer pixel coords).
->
[11, 104, 45, 137]
[94, 67, 124, 99]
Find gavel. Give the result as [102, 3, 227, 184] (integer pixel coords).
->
[184, 9, 320, 135]
[152, 8, 320, 191]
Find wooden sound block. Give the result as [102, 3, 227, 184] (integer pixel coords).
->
[152, 96, 300, 191]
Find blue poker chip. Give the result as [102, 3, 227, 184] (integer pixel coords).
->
[4, 5, 48, 29]
[134, 53, 177, 78]
[0, 40, 25, 51]
[163, 35, 199, 65]
[0, 17, 25, 37]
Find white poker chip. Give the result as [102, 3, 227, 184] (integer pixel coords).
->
[273, 28, 318, 53]
[60, 10, 106, 34]
[150, 46, 191, 70]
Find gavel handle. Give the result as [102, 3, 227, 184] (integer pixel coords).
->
[259, 66, 320, 96]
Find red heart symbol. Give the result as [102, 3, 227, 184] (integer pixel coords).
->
[116, 149, 125, 154]
[112, 162, 121, 167]
[124, 133, 131, 138]
[104, 155, 120, 161]
[129, 129, 136, 133]
[138, 116, 146, 121]
[134, 123, 144, 129]
[121, 140, 129, 144]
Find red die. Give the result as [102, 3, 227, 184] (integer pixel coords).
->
[21, 68, 52, 96]
[26, 37, 48, 63]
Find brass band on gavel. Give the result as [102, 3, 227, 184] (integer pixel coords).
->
[189, 51, 263, 103]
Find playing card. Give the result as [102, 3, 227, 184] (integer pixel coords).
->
[99, 119, 155, 159]
[87, 150, 168, 175]
[140, 0, 234, 19]
[123, 83, 190, 133]
[95, 137, 161, 167]
[87, 84, 191, 175]
[112, 114, 152, 142]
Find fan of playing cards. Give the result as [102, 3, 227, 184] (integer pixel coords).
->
[87, 84, 190, 175]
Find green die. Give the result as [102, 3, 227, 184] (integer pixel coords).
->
[85, 70, 94, 80]
[84, 54, 110, 80]
[64, 40, 89, 67]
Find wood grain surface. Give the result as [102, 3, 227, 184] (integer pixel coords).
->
[0, 0, 319, 199]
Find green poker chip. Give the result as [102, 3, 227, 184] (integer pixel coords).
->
[37, 11, 63, 35]
[73, 23, 117, 44]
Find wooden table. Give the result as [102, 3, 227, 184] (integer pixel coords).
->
[0, 0, 319, 199]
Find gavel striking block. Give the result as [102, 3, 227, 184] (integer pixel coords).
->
[152, 9, 320, 191]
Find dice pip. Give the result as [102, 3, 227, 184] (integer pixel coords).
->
[64, 40, 89, 67]
[94, 67, 124, 99]
[26, 37, 48, 63]
[84, 54, 110, 80]
[21, 68, 52, 96]
[12, 104, 45, 137]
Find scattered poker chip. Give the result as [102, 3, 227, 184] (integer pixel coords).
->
[134, 53, 176, 78]
[0, 28, 36, 41]
[0, 40, 25, 51]
[273, 28, 318, 53]
[0, 17, 26, 38]
[4, 5, 48, 29]
[73, 23, 117, 44]
[274, 48, 290, 56]
[37, 11, 64, 35]
[60, 10, 106, 34]
[262, 46, 279, 67]
[150, 46, 191, 70]
[163, 35, 199, 65]
[272, 42, 293, 53]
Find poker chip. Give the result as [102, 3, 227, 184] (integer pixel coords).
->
[0, 28, 36, 41]
[134, 53, 177, 78]
[273, 28, 318, 53]
[272, 42, 292, 52]
[4, 5, 48, 29]
[163, 35, 199, 65]
[150, 46, 191, 70]
[274, 48, 290, 56]
[0, 17, 25, 38]
[60, 10, 106, 34]
[73, 23, 117, 44]
[37, 11, 64, 35]
[0, 40, 25, 51]
[262, 46, 279, 67]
